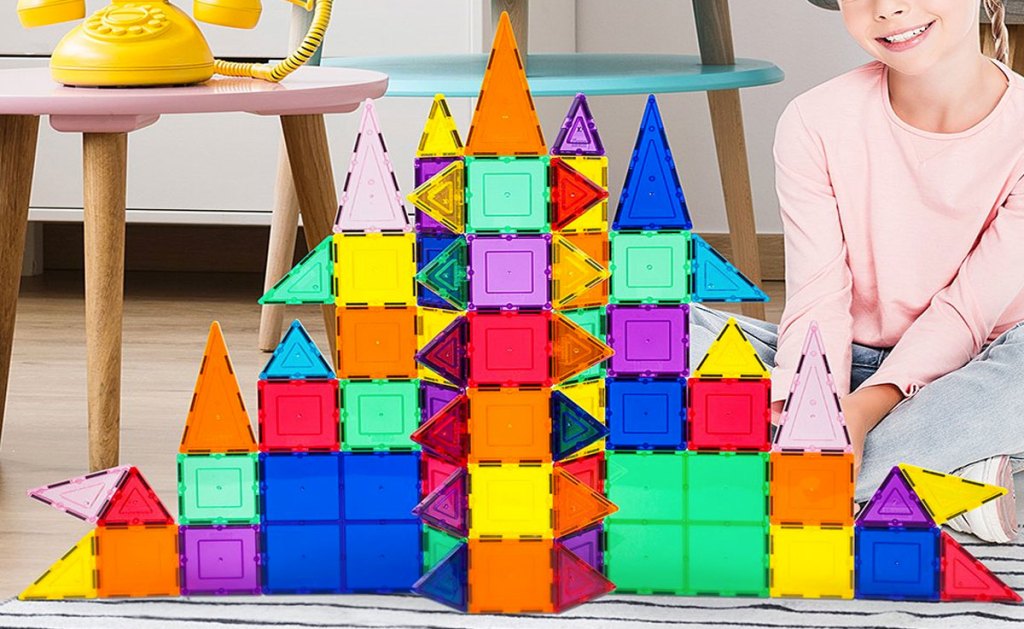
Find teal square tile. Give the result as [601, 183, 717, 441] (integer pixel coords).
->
[685, 522, 769, 596]
[340, 380, 420, 451]
[684, 452, 768, 524]
[606, 451, 685, 523]
[466, 156, 549, 233]
[606, 521, 685, 594]
[610, 231, 689, 303]
[178, 453, 259, 524]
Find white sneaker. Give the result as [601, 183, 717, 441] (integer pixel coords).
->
[946, 455, 1020, 544]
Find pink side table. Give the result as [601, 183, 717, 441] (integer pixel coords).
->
[0, 66, 388, 471]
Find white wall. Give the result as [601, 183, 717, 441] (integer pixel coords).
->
[1, 0, 872, 233]
[572, 0, 871, 234]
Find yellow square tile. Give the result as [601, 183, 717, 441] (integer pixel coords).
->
[559, 157, 608, 233]
[334, 233, 416, 306]
[553, 379, 605, 461]
[468, 464, 553, 538]
[769, 525, 854, 599]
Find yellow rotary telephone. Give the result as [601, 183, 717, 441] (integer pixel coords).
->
[16, 0, 331, 87]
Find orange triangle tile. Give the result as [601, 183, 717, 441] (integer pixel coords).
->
[551, 313, 613, 384]
[464, 12, 546, 156]
[553, 467, 616, 537]
[179, 322, 256, 454]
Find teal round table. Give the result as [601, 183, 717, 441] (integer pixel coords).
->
[322, 53, 783, 97]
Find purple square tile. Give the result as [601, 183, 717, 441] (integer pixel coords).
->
[415, 157, 459, 234]
[181, 525, 261, 595]
[468, 235, 550, 309]
[560, 526, 603, 571]
[607, 304, 688, 376]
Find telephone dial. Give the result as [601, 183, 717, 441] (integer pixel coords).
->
[17, 0, 331, 87]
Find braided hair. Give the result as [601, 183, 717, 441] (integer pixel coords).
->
[982, 0, 1010, 65]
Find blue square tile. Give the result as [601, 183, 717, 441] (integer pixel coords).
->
[418, 234, 458, 309]
[344, 522, 422, 592]
[262, 523, 343, 593]
[855, 527, 939, 600]
[606, 378, 686, 449]
[341, 452, 421, 521]
[260, 453, 342, 523]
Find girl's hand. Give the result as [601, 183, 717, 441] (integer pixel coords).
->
[839, 384, 904, 480]
[771, 400, 784, 426]
[840, 396, 870, 479]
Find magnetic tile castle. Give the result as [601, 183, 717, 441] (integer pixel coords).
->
[19, 10, 1021, 612]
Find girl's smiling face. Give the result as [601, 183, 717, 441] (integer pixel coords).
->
[837, 0, 981, 73]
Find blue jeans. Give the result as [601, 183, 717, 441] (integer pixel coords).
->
[688, 303, 1024, 503]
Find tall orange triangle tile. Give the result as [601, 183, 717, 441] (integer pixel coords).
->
[179, 322, 257, 454]
[464, 11, 546, 156]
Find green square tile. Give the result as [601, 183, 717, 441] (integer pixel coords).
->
[466, 156, 550, 233]
[606, 451, 685, 522]
[562, 308, 606, 381]
[685, 522, 769, 596]
[606, 521, 685, 594]
[609, 231, 689, 303]
[684, 452, 768, 523]
[177, 453, 259, 524]
[340, 380, 420, 451]
[423, 526, 462, 571]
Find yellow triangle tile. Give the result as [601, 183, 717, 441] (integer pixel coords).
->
[20, 531, 98, 600]
[692, 317, 770, 379]
[898, 464, 1007, 525]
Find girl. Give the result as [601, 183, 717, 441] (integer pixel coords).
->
[689, 0, 1024, 543]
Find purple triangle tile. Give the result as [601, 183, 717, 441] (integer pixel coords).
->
[857, 466, 934, 528]
[552, 94, 605, 156]
[421, 382, 461, 423]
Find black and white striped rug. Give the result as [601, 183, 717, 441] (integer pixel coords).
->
[1, 538, 1021, 629]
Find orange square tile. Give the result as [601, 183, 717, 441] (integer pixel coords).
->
[468, 388, 552, 463]
[97, 525, 180, 597]
[770, 452, 854, 526]
[468, 539, 554, 613]
[336, 306, 417, 379]
[563, 233, 608, 308]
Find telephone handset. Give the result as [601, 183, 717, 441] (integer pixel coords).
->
[16, 0, 331, 87]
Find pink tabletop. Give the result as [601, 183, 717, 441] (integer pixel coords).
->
[0, 66, 389, 133]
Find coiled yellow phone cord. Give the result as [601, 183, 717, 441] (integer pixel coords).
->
[212, 0, 332, 82]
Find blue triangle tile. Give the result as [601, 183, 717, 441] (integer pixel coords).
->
[689, 234, 768, 302]
[412, 542, 468, 611]
[612, 95, 692, 230]
[551, 391, 608, 461]
[260, 320, 335, 380]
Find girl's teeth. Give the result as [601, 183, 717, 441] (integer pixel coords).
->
[884, 23, 929, 43]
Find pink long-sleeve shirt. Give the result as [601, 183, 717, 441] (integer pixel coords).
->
[771, 56, 1024, 405]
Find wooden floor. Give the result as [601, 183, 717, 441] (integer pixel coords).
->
[0, 270, 785, 598]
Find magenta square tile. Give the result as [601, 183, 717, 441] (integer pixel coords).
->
[468, 235, 550, 309]
[180, 525, 261, 595]
[415, 157, 459, 234]
[607, 304, 688, 376]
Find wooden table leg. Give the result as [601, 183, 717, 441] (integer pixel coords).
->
[280, 114, 338, 363]
[83, 132, 127, 471]
[0, 115, 40, 449]
[693, 0, 766, 321]
[258, 137, 300, 352]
